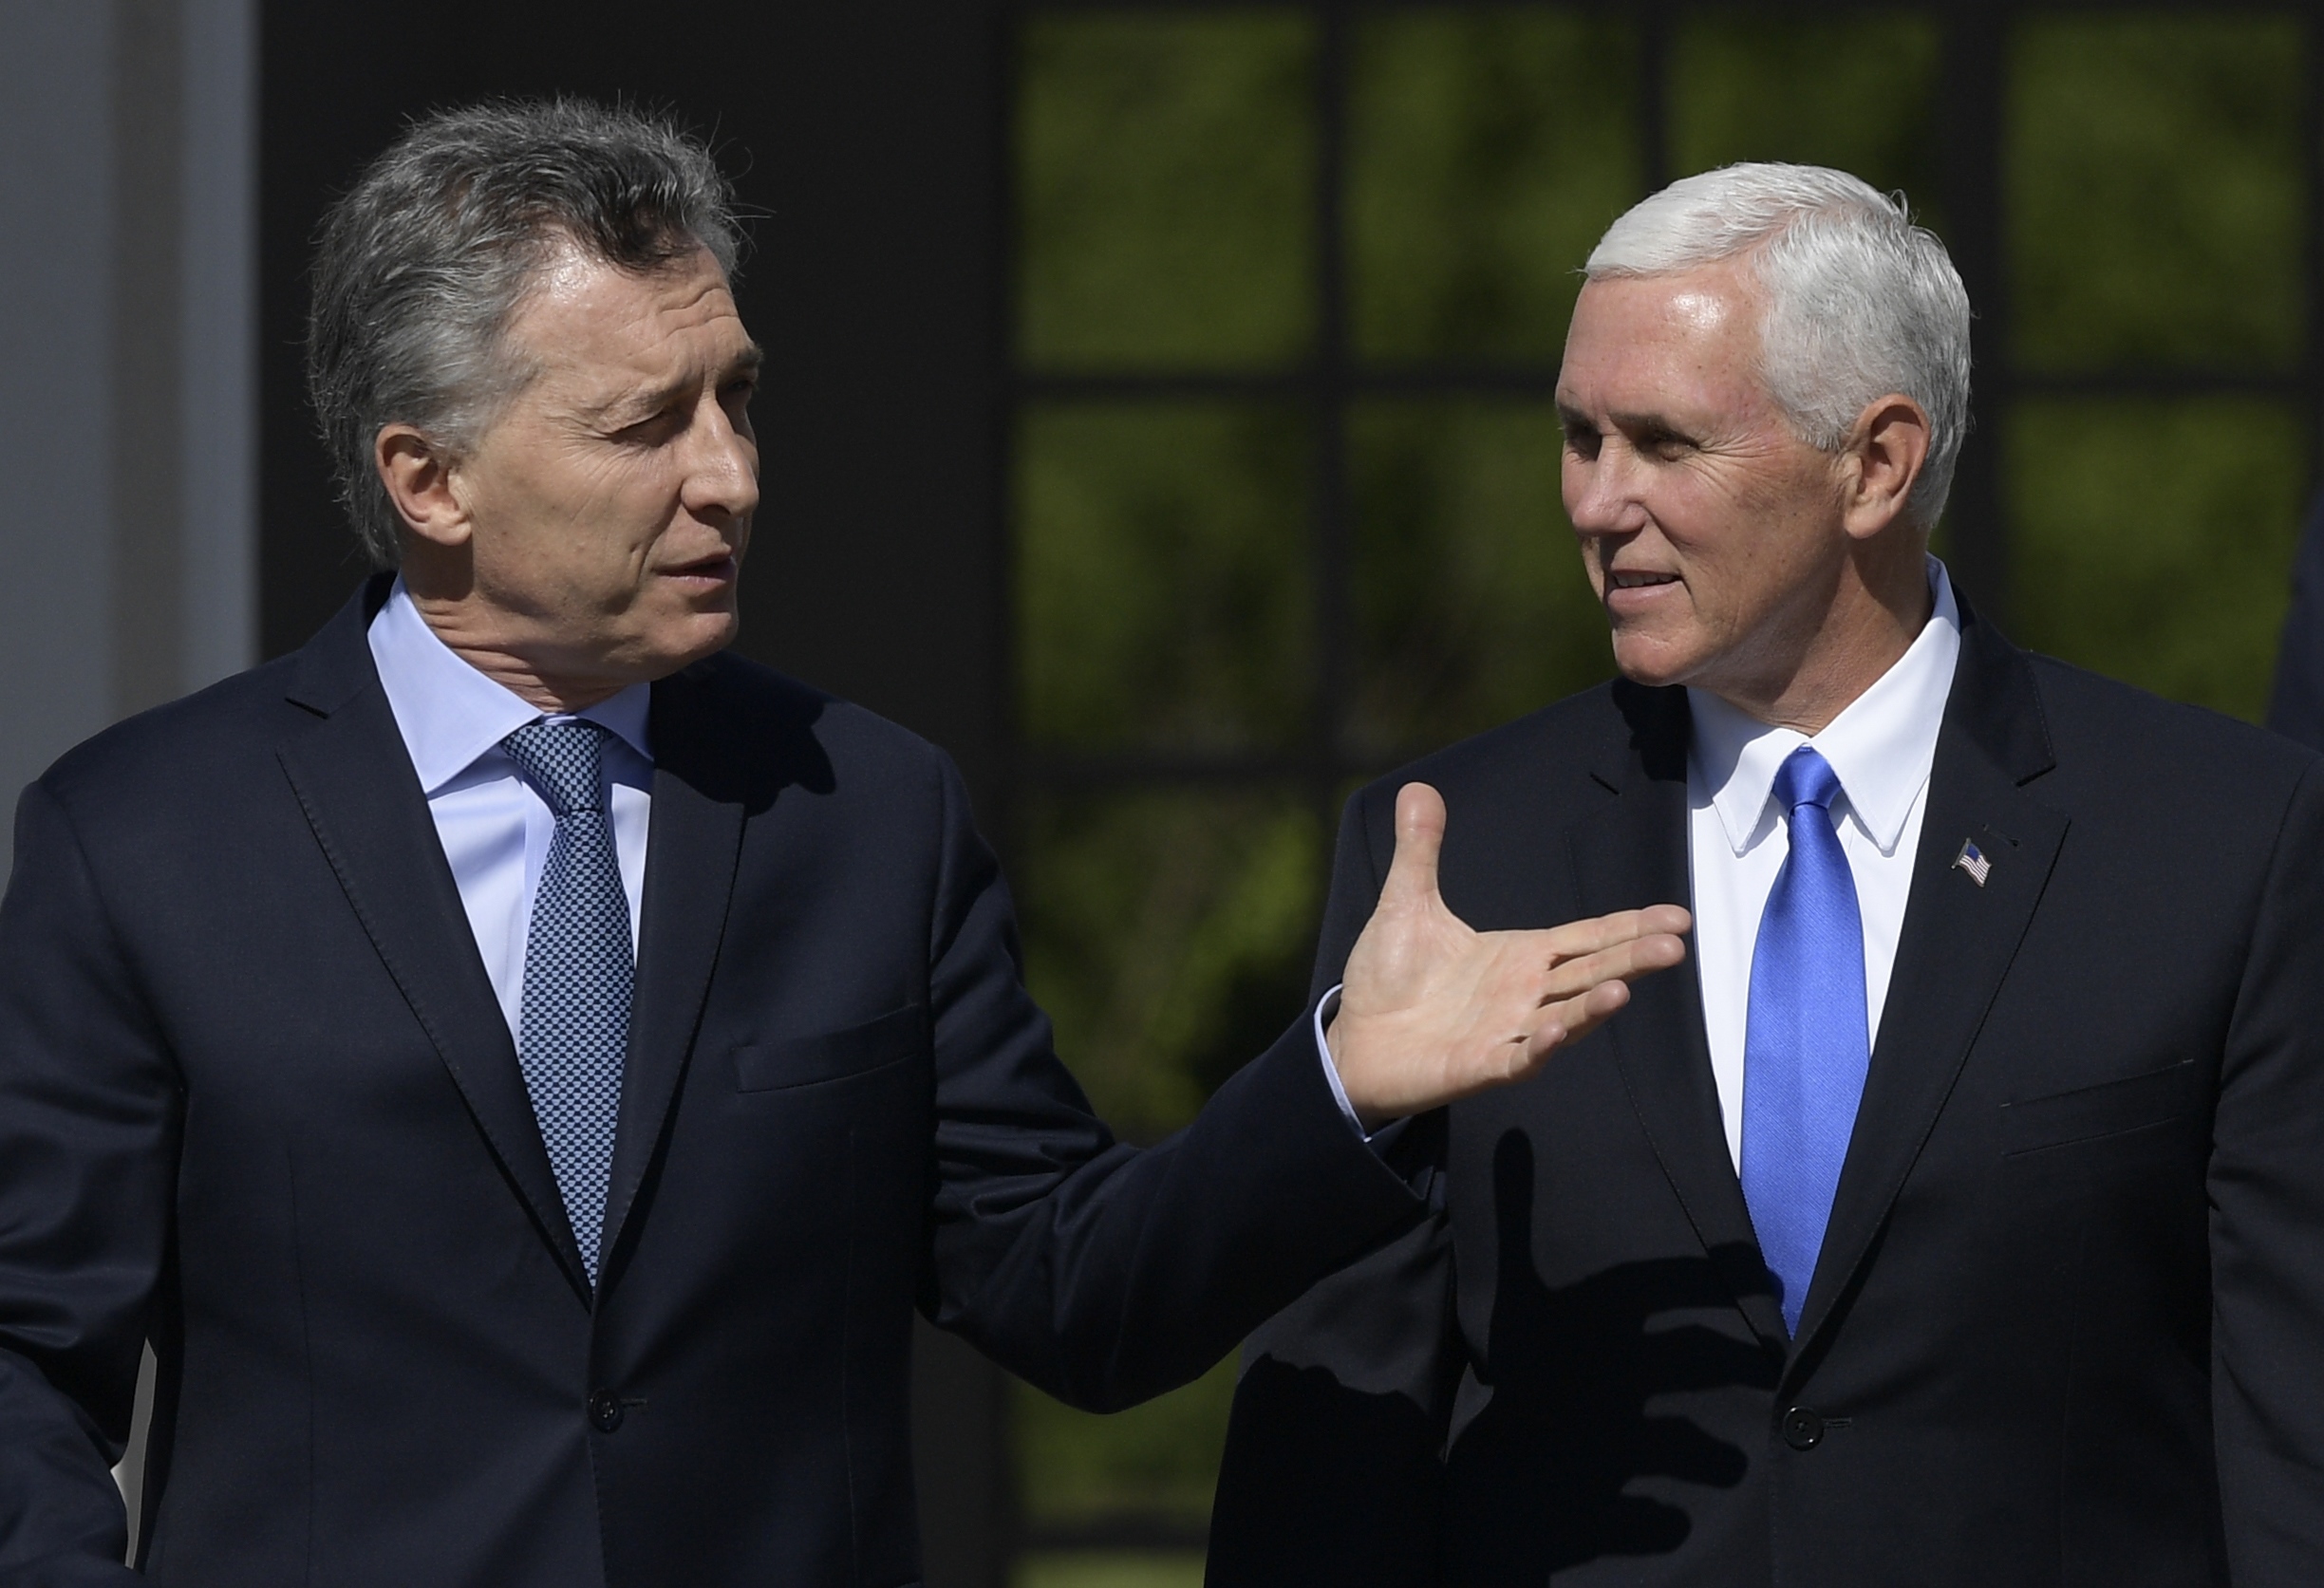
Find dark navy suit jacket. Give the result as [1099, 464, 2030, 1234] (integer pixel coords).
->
[1210, 607, 2324, 1587]
[0, 578, 1424, 1587]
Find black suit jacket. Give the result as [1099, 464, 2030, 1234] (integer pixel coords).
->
[1209, 607, 2324, 1586]
[0, 579, 1424, 1588]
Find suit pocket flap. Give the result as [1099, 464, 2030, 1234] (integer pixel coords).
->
[734, 1005, 925, 1093]
[2001, 1058, 2201, 1155]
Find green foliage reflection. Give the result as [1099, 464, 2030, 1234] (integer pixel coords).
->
[1018, 12, 1315, 369]
[1350, 9, 1640, 362]
[2008, 397, 2303, 720]
[2010, 15, 2304, 372]
[1017, 789, 1320, 1145]
[1017, 403, 1310, 754]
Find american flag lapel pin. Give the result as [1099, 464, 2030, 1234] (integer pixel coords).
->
[1953, 837, 1992, 887]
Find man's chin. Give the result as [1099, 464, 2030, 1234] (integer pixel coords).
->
[1608, 633, 1700, 690]
[622, 613, 740, 683]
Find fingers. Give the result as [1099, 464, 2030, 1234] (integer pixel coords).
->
[1534, 978, 1640, 1053]
[1540, 930, 1688, 1001]
[1522, 978, 1636, 1065]
[1494, 906, 1692, 1070]
[1378, 782, 1449, 910]
[1534, 904, 1692, 962]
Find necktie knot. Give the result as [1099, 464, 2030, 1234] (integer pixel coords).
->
[503, 720, 610, 816]
[1772, 744, 1843, 818]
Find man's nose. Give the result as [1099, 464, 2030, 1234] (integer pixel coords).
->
[1565, 444, 1644, 539]
[683, 404, 759, 522]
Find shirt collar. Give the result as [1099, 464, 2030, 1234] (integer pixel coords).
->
[1688, 557, 1962, 858]
[366, 579, 654, 796]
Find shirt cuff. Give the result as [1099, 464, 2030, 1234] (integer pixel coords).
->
[1314, 984, 1383, 1144]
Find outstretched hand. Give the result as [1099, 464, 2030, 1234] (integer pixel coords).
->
[1328, 782, 1690, 1131]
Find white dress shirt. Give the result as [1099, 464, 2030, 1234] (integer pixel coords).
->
[1688, 559, 1961, 1170]
[367, 581, 653, 1045]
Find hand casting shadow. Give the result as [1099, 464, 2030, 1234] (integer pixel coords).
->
[1440, 1129, 1775, 1581]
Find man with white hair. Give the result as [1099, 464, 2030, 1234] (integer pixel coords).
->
[1208, 163, 2324, 1585]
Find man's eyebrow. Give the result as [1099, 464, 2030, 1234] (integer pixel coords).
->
[1605, 407, 1690, 436]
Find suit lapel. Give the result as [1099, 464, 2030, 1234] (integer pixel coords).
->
[1569, 683, 1791, 1354]
[275, 581, 590, 1298]
[595, 667, 746, 1281]
[1790, 611, 2066, 1354]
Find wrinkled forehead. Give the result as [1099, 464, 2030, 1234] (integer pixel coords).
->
[1558, 263, 1775, 420]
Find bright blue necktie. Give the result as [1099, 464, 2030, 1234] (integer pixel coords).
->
[1740, 746, 1869, 1336]
[503, 720, 632, 1285]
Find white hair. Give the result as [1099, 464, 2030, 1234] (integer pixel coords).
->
[1584, 162, 1972, 529]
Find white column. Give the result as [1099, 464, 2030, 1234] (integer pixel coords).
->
[0, 0, 256, 851]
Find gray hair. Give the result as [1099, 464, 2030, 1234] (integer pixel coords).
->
[1584, 162, 1971, 529]
[307, 99, 743, 567]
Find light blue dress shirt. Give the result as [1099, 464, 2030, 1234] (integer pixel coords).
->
[369, 578, 1368, 1131]
[366, 580, 652, 1046]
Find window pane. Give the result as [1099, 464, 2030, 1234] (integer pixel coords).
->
[1669, 12, 1941, 223]
[1349, 9, 1640, 364]
[2007, 397, 2303, 721]
[1017, 786, 1321, 1144]
[1017, 403, 1310, 755]
[2009, 15, 2303, 373]
[1018, 12, 1315, 370]
[1349, 401, 1611, 759]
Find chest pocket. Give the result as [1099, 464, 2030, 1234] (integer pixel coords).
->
[1999, 1058, 2202, 1156]
[734, 1004, 925, 1093]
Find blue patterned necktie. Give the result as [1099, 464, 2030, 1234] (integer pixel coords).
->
[502, 720, 632, 1285]
[1740, 745, 1870, 1336]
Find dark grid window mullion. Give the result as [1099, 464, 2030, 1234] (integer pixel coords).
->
[1936, 0, 2011, 623]
[1314, 0, 1354, 819]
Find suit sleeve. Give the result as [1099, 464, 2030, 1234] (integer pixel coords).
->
[2211, 757, 2324, 1581]
[917, 757, 1428, 1411]
[0, 779, 175, 1585]
[1207, 786, 1462, 1586]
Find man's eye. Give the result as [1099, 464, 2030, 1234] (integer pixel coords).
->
[618, 408, 685, 444]
[1564, 427, 1601, 458]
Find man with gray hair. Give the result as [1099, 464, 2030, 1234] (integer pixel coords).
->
[0, 101, 1693, 1586]
[1209, 162, 2324, 1585]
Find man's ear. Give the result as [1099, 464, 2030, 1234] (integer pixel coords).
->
[1839, 394, 1933, 541]
[375, 424, 473, 551]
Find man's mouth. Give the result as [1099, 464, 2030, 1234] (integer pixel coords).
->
[665, 552, 738, 582]
[1607, 570, 1680, 590]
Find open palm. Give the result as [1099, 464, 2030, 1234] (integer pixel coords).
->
[1329, 783, 1691, 1131]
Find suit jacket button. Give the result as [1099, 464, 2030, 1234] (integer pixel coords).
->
[1782, 1406, 1825, 1450]
[589, 1391, 624, 1433]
